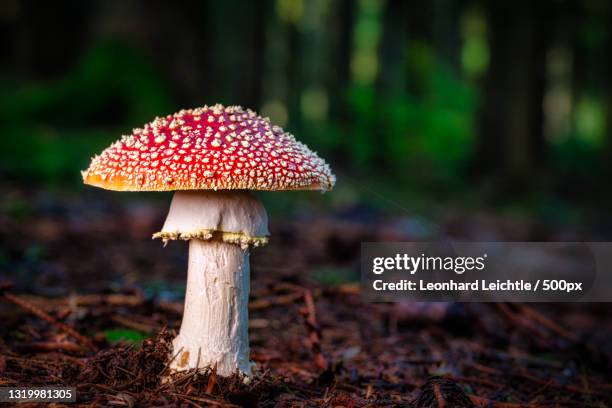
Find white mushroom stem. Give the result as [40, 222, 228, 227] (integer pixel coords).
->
[157, 191, 269, 377]
[172, 239, 252, 375]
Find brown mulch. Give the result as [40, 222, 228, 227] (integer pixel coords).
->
[1, 284, 612, 407]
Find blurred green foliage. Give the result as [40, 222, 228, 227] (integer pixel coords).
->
[0, 40, 173, 184]
[310, 266, 358, 286]
[104, 329, 149, 344]
[0, 41, 172, 126]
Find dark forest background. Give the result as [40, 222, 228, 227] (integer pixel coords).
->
[3, 3, 612, 404]
[1, 0, 612, 235]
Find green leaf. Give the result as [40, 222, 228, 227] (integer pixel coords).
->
[104, 329, 148, 344]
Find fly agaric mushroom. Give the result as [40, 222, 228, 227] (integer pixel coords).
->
[82, 104, 335, 376]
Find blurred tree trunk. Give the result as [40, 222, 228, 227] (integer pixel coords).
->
[570, 0, 585, 122]
[405, 0, 433, 97]
[243, 0, 267, 107]
[328, 0, 354, 121]
[606, 7, 612, 180]
[12, 1, 91, 77]
[475, 1, 549, 194]
[377, 0, 407, 100]
[286, 17, 302, 125]
[433, 0, 466, 72]
[206, 0, 268, 107]
[323, 0, 354, 166]
[406, 0, 433, 40]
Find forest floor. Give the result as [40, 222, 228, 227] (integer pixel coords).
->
[1, 187, 611, 407]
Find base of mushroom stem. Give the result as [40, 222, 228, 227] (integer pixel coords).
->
[163, 355, 254, 384]
[168, 341, 255, 378]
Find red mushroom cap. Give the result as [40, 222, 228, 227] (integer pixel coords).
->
[82, 104, 335, 192]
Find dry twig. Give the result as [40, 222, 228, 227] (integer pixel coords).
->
[299, 290, 329, 371]
[1, 289, 97, 352]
